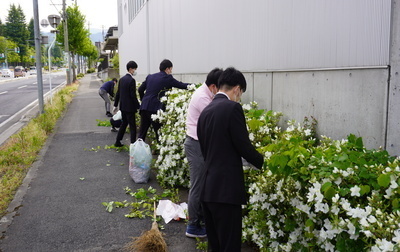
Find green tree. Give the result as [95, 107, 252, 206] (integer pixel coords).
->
[56, 5, 90, 81]
[21, 46, 35, 66]
[111, 53, 119, 69]
[4, 4, 29, 62]
[52, 43, 64, 59]
[78, 37, 98, 71]
[0, 37, 19, 67]
[0, 19, 4, 37]
[27, 18, 35, 48]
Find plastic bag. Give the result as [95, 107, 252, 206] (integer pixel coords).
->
[112, 110, 122, 121]
[156, 200, 188, 224]
[129, 138, 152, 183]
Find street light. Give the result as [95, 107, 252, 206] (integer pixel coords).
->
[47, 14, 61, 104]
[33, 0, 45, 114]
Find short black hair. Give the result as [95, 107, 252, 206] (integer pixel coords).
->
[126, 61, 138, 71]
[205, 68, 223, 87]
[112, 78, 118, 82]
[217, 67, 246, 92]
[159, 59, 173, 71]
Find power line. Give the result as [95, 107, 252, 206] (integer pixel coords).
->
[49, 0, 62, 15]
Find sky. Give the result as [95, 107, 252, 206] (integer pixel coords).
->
[0, 0, 118, 32]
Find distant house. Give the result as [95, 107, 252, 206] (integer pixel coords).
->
[98, 26, 119, 80]
[117, 0, 400, 155]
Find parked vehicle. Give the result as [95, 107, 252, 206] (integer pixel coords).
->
[14, 67, 26, 78]
[1, 68, 12, 77]
[29, 66, 37, 75]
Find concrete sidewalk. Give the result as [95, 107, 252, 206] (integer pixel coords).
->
[0, 74, 199, 252]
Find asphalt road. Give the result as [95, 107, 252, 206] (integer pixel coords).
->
[0, 72, 66, 146]
[0, 73, 66, 125]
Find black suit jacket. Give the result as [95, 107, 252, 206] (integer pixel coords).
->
[197, 93, 263, 205]
[114, 73, 140, 112]
[138, 71, 188, 113]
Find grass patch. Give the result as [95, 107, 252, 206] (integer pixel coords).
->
[0, 83, 78, 217]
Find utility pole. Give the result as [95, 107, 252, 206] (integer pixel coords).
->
[63, 0, 72, 84]
[33, 0, 45, 114]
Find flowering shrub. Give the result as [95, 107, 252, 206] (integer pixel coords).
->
[152, 84, 197, 188]
[243, 113, 400, 251]
[150, 85, 400, 251]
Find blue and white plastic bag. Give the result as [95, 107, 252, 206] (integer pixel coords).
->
[129, 138, 152, 183]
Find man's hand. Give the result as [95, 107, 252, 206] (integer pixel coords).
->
[113, 106, 118, 114]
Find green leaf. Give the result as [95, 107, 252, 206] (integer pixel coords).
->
[321, 182, 332, 192]
[347, 134, 356, 144]
[392, 198, 399, 209]
[360, 185, 370, 196]
[275, 155, 289, 168]
[305, 219, 314, 227]
[339, 188, 350, 197]
[284, 218, 296, 232]
[338, 153, 348, 162]
[253, 109, 264, 118]
[378, 174, 391, 188]
[248, 119, 262, 131]
[358, 168, 370, 179]
[324, 187, 336, 200]
[355, 137, 364, 149]
[102, 201, 114, 212]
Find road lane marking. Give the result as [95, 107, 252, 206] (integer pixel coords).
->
[18, 85, 28, 89]
[0, 91, 8, 95]
[0, 115, 9, 119]
[0, 80, 67, 129]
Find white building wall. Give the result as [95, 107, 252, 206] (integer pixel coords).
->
[123, 0, 391, 74]
[117, 0, 399, 153]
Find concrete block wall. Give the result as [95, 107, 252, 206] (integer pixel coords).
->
[175, 68, 390, 150]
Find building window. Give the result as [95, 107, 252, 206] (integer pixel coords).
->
[128, 0, 147, 23]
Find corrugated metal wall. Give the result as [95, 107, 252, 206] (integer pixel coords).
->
[117, 0, 396, 152]
[136, 0, 391, 74]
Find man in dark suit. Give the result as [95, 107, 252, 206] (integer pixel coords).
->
[113, 61, 140, 147]
[138, 59, 189, 142]
[197, 67, 264, 252]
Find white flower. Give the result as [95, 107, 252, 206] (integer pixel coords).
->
[242, 103, 251, 110]
[376, 238, 394, 252]
[249, 133, 255, 141]
[390, 179, 399, 189]
[332, 194, 340, 203]
[264, 151, 272, 159]
[368, 215, 377, 223]
[350, 185, 361, 197]
[324, 242, 335, 252]
[360, 218, 369, 227]
[385, 187, 393, 199]
[304, 129, 312, 136]
[393, 229, 400, 243]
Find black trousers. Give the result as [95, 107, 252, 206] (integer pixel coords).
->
[116, 110, 137, 144]
[138, 110, 161, 142]
[202, 201, 242, 252]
